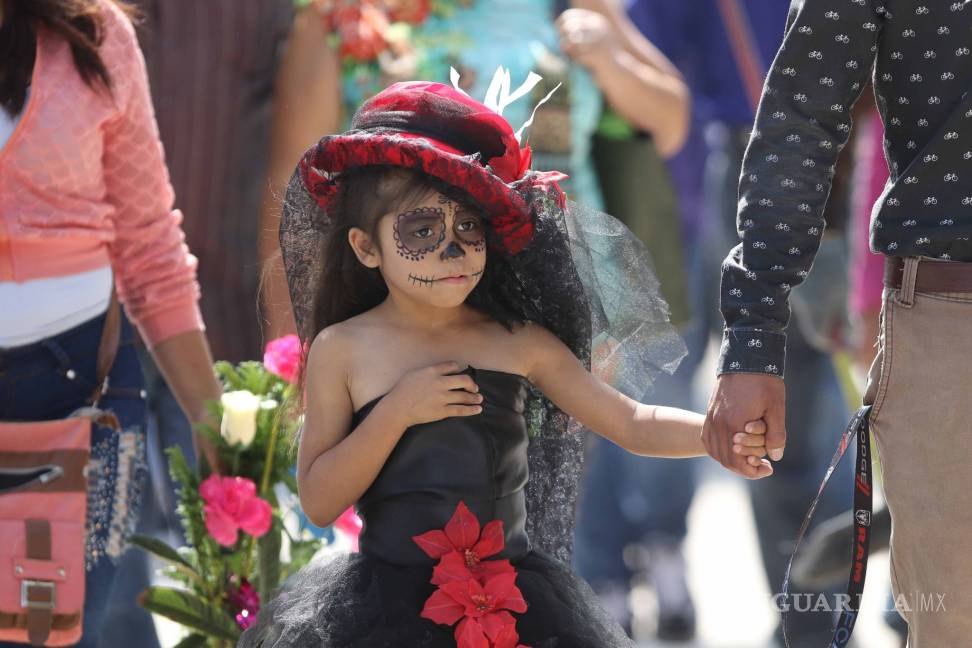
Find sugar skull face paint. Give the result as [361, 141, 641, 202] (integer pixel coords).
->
[393, 207, 447, 261]
[371, 189, 488, 308]
[391, 198, 487, 263]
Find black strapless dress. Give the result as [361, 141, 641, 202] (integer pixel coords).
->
[240, 367, 634, 648]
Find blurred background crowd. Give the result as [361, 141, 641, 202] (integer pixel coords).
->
[1, 0, 905, 646]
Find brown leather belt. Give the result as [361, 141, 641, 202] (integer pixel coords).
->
[883, 257, 972, 293]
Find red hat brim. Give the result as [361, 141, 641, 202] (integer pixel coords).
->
[301, 131, 564, 256]
[299, 81, 566, 255]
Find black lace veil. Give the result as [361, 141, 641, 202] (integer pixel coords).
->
[281, 169, 685, 562]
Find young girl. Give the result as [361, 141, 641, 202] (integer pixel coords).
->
[1, 1, 219, 644]
[243, 80, 771, 648]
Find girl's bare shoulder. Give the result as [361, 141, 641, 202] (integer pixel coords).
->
[308, 311, 386, 362]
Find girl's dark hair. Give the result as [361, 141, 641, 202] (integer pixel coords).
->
[297, 165, 533, 391]
[0, 0, 137, 115]
[310, 165, 530, 333]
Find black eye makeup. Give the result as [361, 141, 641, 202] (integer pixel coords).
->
[453, 209, 486, 253]
[393, 207, 446, 261]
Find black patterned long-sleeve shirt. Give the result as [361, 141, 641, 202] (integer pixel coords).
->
[718, 0, 972, 376]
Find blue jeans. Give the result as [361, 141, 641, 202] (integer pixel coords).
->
[97, 349, 193, 648]
[0, 311, 148, 648]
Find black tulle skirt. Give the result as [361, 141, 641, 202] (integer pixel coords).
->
[239, 549, 635, 648]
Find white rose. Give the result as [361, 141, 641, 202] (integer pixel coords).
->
[220, 390, 261, 447]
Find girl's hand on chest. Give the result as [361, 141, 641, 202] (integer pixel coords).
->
[385, 361, 485, 427]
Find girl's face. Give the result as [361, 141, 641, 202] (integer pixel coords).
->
[352, 190, 488, 308]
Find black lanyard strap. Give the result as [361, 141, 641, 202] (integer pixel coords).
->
[782, 405, 873, 648]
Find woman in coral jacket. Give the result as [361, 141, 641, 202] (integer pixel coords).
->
[0, 1, 221, 644]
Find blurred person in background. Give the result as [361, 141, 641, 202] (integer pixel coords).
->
[318, 0, 688, 209]
[0, 0, 220, 645]
[97, 2, 340, 645]
[562, 0, 701, 640]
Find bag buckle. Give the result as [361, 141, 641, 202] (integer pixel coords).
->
[21, 580, 56, 610]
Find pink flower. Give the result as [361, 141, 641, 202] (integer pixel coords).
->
[200, 475, 272, 547]
[226, 577, 261, 630]
[334, 507, 363, 551]
[263, 335, 301, 384]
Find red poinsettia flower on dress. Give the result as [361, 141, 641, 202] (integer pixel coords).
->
[414, 502, 531, 648]
[413, 501, 515, 584]
[422, 573, 529, 648]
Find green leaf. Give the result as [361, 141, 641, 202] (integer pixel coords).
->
[165, 446, 220, 588]
[257, 522, 282, 601]
[166, 445, 199, 493]
[131, 534, 204, 586]
[172, 633, 209, 648]
[130, 534, 195, 570]
[214, 361, 241, 389]
[285, 538, 320, 576]
[138, 587, 240, 642]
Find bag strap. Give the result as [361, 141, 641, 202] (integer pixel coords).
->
[88, 290, 121, 406]
[24, 519, 54, 645]
[714, 0, 766, 113]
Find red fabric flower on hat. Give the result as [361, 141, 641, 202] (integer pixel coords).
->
[414, 502, 530, 648]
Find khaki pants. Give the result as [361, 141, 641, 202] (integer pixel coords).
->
[864, 257, 972, 646]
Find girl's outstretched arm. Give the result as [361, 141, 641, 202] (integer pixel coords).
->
[521, 323, 772, 474]
[297, 329, 483, 527]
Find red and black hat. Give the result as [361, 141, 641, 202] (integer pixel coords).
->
[298, 81, 566, 255]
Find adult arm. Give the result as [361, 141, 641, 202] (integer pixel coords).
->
[99, 3, 221, 468]
[561, 0, 690, 157]
[705, 0, 882, 476]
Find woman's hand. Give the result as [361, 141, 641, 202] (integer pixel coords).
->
[385, 361, 483, 427]
[557, 9, 619, 75]
[149, 329, 224, 473]
[556, 0, 690, 156]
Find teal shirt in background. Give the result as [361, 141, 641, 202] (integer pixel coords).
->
[340, 0, 604, 210]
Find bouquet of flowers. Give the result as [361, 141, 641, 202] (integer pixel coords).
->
[132, 336, 359, 647]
